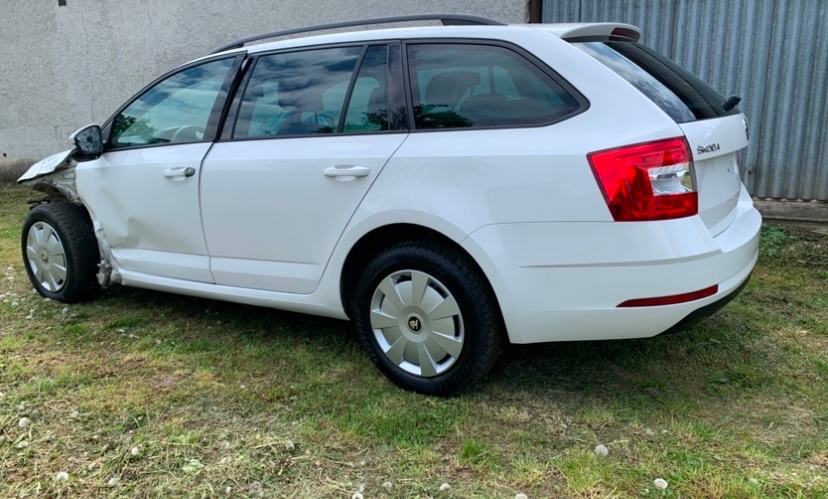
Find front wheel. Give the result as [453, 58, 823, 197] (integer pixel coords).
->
[352, 241, 503, 395]
[21, 203, 100, 303]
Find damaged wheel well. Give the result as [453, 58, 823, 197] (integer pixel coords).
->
[25, 185, 118, 288]
[29, 183, 75, 204]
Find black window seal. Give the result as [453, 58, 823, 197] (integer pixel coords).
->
[222, 128, 407, 143]
[337, 45, 370, 133]
[223, 56, 261, 141]
[102, 53, 245, 153]
[399, 41, 418, 131]
[387, 43, 408, 131]
[400, 38, 590, 133]
[215, 57, 255, 141]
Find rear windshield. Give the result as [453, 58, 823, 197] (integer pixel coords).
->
[575, 41, 739, 123]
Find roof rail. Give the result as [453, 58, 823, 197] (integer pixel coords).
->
[208, 13, 506, 55]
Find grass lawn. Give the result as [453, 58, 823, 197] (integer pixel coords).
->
[1, 183, 826, 498]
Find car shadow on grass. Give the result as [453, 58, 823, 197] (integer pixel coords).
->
[91, 284, 771, 409]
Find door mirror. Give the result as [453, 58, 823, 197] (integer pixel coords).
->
[71, 124, 103, 161]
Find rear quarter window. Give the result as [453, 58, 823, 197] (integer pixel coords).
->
[406, 43, 584, 130]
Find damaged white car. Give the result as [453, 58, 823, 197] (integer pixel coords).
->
[19, 14, 761, 395]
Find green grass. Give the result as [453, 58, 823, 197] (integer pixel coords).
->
[1, 183, 827, 497]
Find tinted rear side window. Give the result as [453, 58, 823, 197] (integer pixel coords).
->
[576, 42, 738, 123]
[407, 43, 583, 130]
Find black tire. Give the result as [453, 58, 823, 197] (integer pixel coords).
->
[352, 241, 503, 395]
[21, 203, 100, 303]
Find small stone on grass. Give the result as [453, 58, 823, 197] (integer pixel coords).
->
[653, 478, 668, 489]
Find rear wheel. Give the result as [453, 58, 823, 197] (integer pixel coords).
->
[21, 203, 100, 303]
[352, 241, 502, 395]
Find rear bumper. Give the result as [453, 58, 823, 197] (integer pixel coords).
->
[660, 271, 751, 335]
[462, 187, 761, 344]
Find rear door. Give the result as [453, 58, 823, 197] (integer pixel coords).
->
[575, 41, 749, 235]
[200, 43, 409, 293]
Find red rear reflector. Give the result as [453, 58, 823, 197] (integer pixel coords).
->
[618, 285, 718, 307]
[588, 137, 698, 221]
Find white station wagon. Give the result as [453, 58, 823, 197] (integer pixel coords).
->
[18, 14, 761, 395]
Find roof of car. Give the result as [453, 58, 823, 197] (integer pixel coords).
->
[200, 15, 640, 61]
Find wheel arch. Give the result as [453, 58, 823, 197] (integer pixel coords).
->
[31, 182, 80, 204]
[339, 223, 503, 324]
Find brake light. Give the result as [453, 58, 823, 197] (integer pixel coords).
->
[588, 137, 697, 221]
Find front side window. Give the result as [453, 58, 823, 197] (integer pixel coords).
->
[233, 46, 362, 139]
[407, 44, 582, 130]
[110, 57, 235, 149]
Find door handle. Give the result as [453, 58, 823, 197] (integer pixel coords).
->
[163, 167, 196, 180]
[324, 165, 370, 180]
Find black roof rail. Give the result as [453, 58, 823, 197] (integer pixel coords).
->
[208, 13, 506, 55]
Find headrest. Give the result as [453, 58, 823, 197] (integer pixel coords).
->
[424, 71, 481, 109]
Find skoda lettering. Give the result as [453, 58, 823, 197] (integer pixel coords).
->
[697, 143, 721, 155]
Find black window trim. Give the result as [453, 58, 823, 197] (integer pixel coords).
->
[223, 55, 261, 141]
[102, 53, 245, 153]
[219, 40, 411, 143]
[336, 45, 370, 133]
[401, 38, 590, 133]
[387, 43, 409, 131]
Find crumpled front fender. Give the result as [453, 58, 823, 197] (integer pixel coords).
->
[17, 148, 120, 287]
[17, 148, 76, 184]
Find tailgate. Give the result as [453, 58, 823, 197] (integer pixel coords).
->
[571, 40, 750, 235]
[679, 114, 749, 236]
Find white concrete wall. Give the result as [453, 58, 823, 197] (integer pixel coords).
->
[0, 0, 527, 164]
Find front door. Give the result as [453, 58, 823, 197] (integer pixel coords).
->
[75, 56, 240, 282]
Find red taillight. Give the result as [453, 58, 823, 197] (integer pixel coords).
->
[588, 137, 697, 221]
[617, 284, 718, 307]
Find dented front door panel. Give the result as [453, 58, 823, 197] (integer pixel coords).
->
[74, 143, 214, 283]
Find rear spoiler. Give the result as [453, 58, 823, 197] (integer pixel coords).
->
[534, 23, 641, 43]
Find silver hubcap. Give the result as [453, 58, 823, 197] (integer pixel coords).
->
[370, 270, 464, 378]
[25, 221, 68, 292]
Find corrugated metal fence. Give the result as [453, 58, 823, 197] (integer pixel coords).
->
[542, 0, 828, 201]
